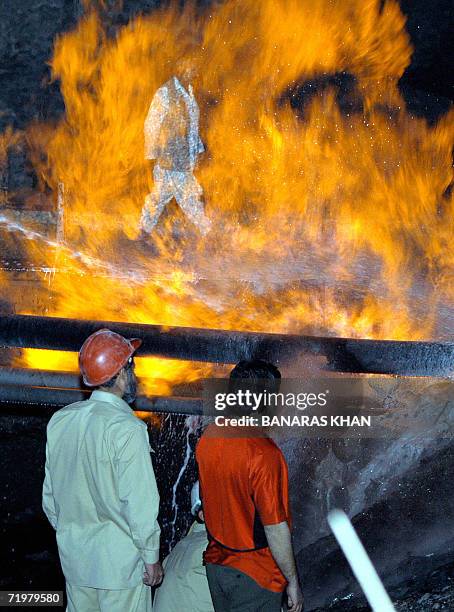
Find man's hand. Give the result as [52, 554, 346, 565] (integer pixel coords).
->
[286, 577, 304, 612]
[143, 561, 163, 586]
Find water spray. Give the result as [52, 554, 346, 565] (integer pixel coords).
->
[327, 509, 396, 612]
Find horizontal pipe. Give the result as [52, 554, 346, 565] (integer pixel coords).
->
[0, 366, 200, 395]
[0, 314, 453, 376]
[0, 366, 82, 389]
[0, 384, 202, 415]
[135, 394, 202, 415]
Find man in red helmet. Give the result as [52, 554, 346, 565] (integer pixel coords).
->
[42, 329, 162, 612]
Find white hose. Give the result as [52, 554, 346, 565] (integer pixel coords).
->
[327, 509, 396, 612]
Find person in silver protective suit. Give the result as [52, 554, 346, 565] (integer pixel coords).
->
[140, 72, 211, 236]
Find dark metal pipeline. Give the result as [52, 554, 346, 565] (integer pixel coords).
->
[0, 366, 200, 396]
[1, 314, 453, 376]
[0, 366, 82, 389]
[0, 383, 202, 415]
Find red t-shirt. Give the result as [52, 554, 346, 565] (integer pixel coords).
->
[196, 424, 290, 592]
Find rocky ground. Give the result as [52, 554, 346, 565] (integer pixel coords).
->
[395, 588, 454, 611]
[393, 566, 454, 612]
[318, 561, 454, 611]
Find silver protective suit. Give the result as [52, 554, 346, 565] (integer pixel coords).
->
[140, 77, 210, 235]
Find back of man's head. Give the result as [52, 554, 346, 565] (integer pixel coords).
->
[228, 359, 281, 415]
[230, 359, 281, 383]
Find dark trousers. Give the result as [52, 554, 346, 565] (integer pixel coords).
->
[206, 563, 283, 612]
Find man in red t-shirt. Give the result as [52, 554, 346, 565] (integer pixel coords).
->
[196, 360, 303, 612]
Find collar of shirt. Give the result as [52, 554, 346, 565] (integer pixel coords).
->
[90, 390, 133, 415]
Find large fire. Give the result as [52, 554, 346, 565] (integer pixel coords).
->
[2, 0, 453, 391]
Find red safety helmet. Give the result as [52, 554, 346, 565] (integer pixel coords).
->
[79, 329, 142, 387]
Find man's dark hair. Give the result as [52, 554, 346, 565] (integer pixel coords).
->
[229, 359, 281, 383]
[228, 359, 281, 415]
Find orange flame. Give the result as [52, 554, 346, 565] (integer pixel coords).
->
[4, 0, 453, 389]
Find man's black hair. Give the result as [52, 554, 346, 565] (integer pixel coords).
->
[229, 359, 281, 382]
[228, 359, 281, 415]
